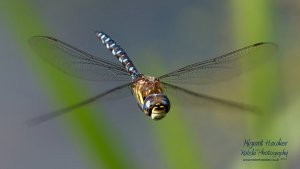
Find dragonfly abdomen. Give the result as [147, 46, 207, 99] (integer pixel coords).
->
[96, 31, 140, 79]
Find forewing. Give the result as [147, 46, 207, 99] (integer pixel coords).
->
[159, 42, 278, 84]
[28, 36, 130, 81]
[161, 82, 260, 114]
[27, 82, 133, 126]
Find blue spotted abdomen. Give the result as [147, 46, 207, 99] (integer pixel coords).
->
[96, 31, 140, 79]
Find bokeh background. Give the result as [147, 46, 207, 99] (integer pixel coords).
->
[1, 0, 299, 169]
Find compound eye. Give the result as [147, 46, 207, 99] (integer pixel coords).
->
[142, 94, 170, 120]
[143, 100, 152, 116]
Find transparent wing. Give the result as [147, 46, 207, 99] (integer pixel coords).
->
[159, 42, 278, 84]
[161, 82, 260, 114]
[27, 82, 133, 126]
[28, 36, 130, 81]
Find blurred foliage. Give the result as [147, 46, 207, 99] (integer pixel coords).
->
[140, 49, 204, 169]
[232, 0, 298, 169]
[1, 1, 137, 169]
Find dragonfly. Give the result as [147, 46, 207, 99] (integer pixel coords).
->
[27, 31, 277, 126]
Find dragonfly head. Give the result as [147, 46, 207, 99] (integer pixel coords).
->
[142, 94, 170, 120]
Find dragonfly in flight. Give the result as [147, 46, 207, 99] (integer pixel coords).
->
[28, 31, 277, 125]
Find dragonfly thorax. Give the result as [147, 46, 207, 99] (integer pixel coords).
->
[132, 75, 170, 120]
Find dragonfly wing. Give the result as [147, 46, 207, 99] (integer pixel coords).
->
[28, 36, 130, 81]
[159, 42, 278, 84]
[27, 82, 133, 126]
[161, 82, 260, 114]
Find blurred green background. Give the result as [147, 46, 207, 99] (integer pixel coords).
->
[0, 0, 299, 169]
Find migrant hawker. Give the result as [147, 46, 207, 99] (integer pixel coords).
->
[28, 31, 277, 125]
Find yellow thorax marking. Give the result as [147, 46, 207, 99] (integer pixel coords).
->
[132, 76, 164, 107]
